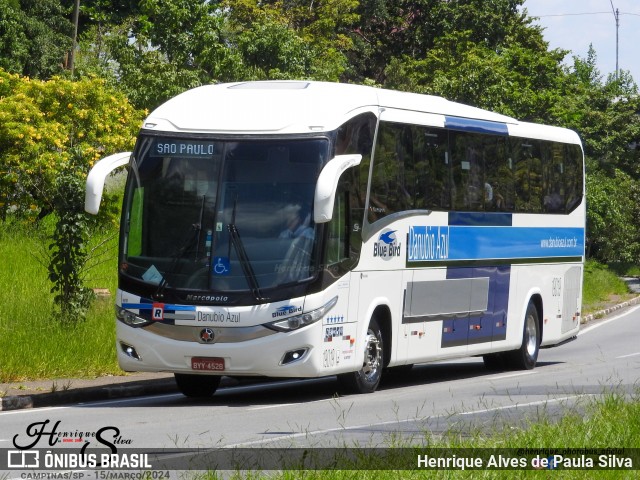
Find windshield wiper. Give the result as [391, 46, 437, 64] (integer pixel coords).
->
[154, 195, 205, 300]
[227, 196, 267, 302]
[228, 223, 268, 302]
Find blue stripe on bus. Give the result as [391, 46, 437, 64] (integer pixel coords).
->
[121, 302, 196, 312]
[122, 303, 152, 310]
[444, 116, 509, 135]
[407, 225, 584, 262]
[449, 212, 512, 226]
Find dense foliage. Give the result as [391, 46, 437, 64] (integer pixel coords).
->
[0, 69, 143, 221]
[1, 0, 640, 269]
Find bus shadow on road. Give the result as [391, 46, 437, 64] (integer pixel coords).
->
[378, 359, 564, 390]
[163, 359, 566, 407]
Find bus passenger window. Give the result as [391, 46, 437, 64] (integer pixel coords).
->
[413, 127, 448, 210]
[369, 122, 409, 221]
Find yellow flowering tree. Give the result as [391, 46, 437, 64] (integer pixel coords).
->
[0, 68, 144, 221]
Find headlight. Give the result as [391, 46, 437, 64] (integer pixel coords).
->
[115, 305, 152, 327]
[265, 296, 338, 332]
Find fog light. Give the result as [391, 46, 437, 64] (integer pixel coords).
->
[120, 342, 141, 360]
[281, 348, 308, 365]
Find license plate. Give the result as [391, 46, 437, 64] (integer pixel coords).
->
[191, 357, 225, 371]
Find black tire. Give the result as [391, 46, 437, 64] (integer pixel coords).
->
[175, 373, 221, 398]
[482, 353, 505, 371]
[506, 301, 540, 370]
[338, 318, 384, 394]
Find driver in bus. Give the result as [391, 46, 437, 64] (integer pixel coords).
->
[279, 204, 314, 240]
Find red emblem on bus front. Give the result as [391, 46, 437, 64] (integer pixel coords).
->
[152, 303, 164, 321]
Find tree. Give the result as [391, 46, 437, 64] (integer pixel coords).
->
[0, 68, 143, 221]
[383, 30, 566, 121]
[553, 47, 640, 264]
[553, 47, 640, 176]
[72, 0, 358, 110]
[48, 156, 94, 323]
[586, 168, 640, 263]
[346, 0, 533, 85]
[0, 0, 73, 78]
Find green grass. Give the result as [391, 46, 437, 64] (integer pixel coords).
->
[0, 219, 121, 382]
[582, 260, 632, 313]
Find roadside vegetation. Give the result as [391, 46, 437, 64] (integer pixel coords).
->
[0, 218, 120, 382]
[582, 260, 635, 315]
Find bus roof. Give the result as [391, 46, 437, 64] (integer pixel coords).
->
[143, 80, 581, 145]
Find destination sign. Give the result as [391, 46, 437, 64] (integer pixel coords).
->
[150, 139, 217, 158]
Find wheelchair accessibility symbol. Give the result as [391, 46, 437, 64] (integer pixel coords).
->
[212, 257, 230, 275]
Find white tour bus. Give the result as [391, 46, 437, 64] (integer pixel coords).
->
[85, 81, 585, 397]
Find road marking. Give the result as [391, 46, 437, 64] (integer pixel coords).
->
[579, 304, 640, 336]
[616, 352, 640, 359]
[0, 406, 69, 416]
[76, 393, 184, 407]
[226, 393, 596, 447]
[249, 398, 333, 411]
[457, 394, 596, 416]
[486, 371, 536, 381]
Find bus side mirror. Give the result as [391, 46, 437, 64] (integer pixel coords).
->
[314, 154, 362, 223]
[85, 152, 131, 214]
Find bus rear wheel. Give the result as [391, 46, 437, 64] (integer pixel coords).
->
[174, 373, 221, 398]
[506, 301, 540, 370]
[338, 318, 383, 394]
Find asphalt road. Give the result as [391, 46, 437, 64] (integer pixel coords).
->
[1, 305, 638, 474]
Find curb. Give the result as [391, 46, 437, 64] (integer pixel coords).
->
[0, 377, 177, 412]
[581, 295, 640, 323]
[0, 376, 243, 412]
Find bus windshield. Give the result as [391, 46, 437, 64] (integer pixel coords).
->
[121, 135, 328, 297]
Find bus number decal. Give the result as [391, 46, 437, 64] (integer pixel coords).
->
[323, 348, 340, 368]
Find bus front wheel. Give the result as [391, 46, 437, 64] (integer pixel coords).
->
[338, 317, 384, 394]
[175, 373, 221, 398]
[506, 301, 540, 370]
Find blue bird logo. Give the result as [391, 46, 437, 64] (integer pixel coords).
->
[378, 230, 397, 245]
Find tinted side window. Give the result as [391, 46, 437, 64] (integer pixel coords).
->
[413, 127, 449, 210]
[333, 113, 375, 227]
[512, 138, 543, 213]
[369, 122, 411, 221]
[449, 131, 510, 212]
[564, 144, 584, 213]
[366, 120, 582, 220]
[369, 122, 449, 222]
[511, 138, 582, 214]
